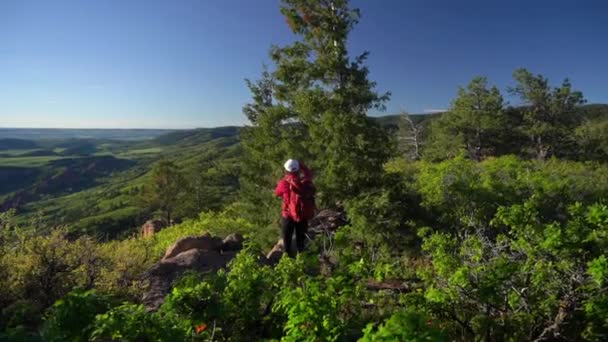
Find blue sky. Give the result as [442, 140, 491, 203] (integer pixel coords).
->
[1, 0, 607, 129]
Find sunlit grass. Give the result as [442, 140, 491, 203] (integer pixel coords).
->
[0, 156, 66, 167]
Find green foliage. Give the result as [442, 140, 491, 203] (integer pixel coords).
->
[91, 303, 188, 341]
[416, 155, 608, 229]
[510, 68, 586, 159]
[425, 77, 506, 161]
[160, 271, 225, 330]
[0, 229, 102, 330]
[273, 275, 361, 342]
[42, 289, 116, 342]
[140, 160, 187, 224]
[418, 202, 608, 340]
[221, 251, 273, 339]
[576, 117, 608, 160]
[359, 309, 446, 342]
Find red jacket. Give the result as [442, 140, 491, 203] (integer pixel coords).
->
[275, 163, 312, 219]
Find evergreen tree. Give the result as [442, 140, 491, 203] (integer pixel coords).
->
[241, 0, 392, 215]
[509, 68, 585, 159]
[140, 160, 185, 225]
[424, 77, 505, 161]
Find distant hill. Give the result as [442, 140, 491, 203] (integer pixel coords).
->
[576, 103, 608, 120]
[0, 128, 177, 141]
[0, 138, 40, 150]
[152, 126, 240, 146]
[373, 112, 443, 130]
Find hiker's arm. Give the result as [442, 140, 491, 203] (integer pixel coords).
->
[285, 174, 303, 193]
[275, 179, 288, 197]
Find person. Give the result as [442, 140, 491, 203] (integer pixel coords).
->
[275, 159, 313, 257]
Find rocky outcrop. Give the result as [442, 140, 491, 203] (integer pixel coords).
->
[143, 248, 239, 311]
[143, 233, 235, 311]
[163, 233, 223, 259]
[142, 209, 348, 311]
[142, 220, 166, 238]
[308, 209, 347, 234]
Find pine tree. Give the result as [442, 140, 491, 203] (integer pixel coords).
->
[509, 68, 585, 159]
[140, 160, 185, 225]
[241, 0, 392, 214]
[424, 77, 505, 161]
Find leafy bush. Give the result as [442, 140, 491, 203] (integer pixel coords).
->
[0, 229, 102, 330]
[273, 275, 361, 342]
[360, 309, 446, 342]
[416, 155, 608, 230]
[91, 303, 188, 341]
[418, 202, 608, 340]
[42, 289, 116, 341]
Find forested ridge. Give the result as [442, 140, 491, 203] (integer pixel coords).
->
[1, 0, 608, 341]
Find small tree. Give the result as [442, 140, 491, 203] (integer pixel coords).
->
[509, 68, 585, 159]
[424, 77, 505, 161]
[140, 160, 186, 225]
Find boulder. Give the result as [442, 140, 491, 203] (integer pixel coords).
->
[222, 233, 244, 251]
[365, 279, 412, 293]
[308, 209, 347, 235]
[143, 248, 238, 311]
[142, 219, 166, 238]
[265, 239, 285, 265]
[163, 234, 223, 260]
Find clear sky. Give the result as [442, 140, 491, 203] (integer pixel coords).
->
[1, 0, 607, 129]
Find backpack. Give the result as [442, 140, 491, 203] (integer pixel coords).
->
[288, 179, 316, 222]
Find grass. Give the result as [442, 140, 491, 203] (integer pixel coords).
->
[0, 149, 42, 156]
[121, 147, 163, 156]
[0, 156, 66, 167]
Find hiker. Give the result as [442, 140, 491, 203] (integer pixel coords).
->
[275, 159, 315, 257]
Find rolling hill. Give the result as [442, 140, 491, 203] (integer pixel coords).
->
[1, 104, 606, 237]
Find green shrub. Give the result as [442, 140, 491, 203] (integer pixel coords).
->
[91, 303, 188, 341]
[417, 202, 608, 340]
[273, 275, 362, 342]
[42, 289, 116, 342]
[360, 309, 446, 342]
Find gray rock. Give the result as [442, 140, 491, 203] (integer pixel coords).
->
[163, 234, 223, 260]
[222, 233, 244, 251]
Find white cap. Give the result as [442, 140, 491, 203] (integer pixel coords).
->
[284, 159, 299, 172]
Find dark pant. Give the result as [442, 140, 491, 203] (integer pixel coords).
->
[281, 216, 308, 257]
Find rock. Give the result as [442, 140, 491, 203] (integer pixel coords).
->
[142, 219, 166, 238]
[163, 234, 223, 260]
[308, 209, 347, 235]
[222, 233, 244, 251]
[143, 248, 238, 311]
[365, 279, 411, 293]
[265, 239, 285, 265]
